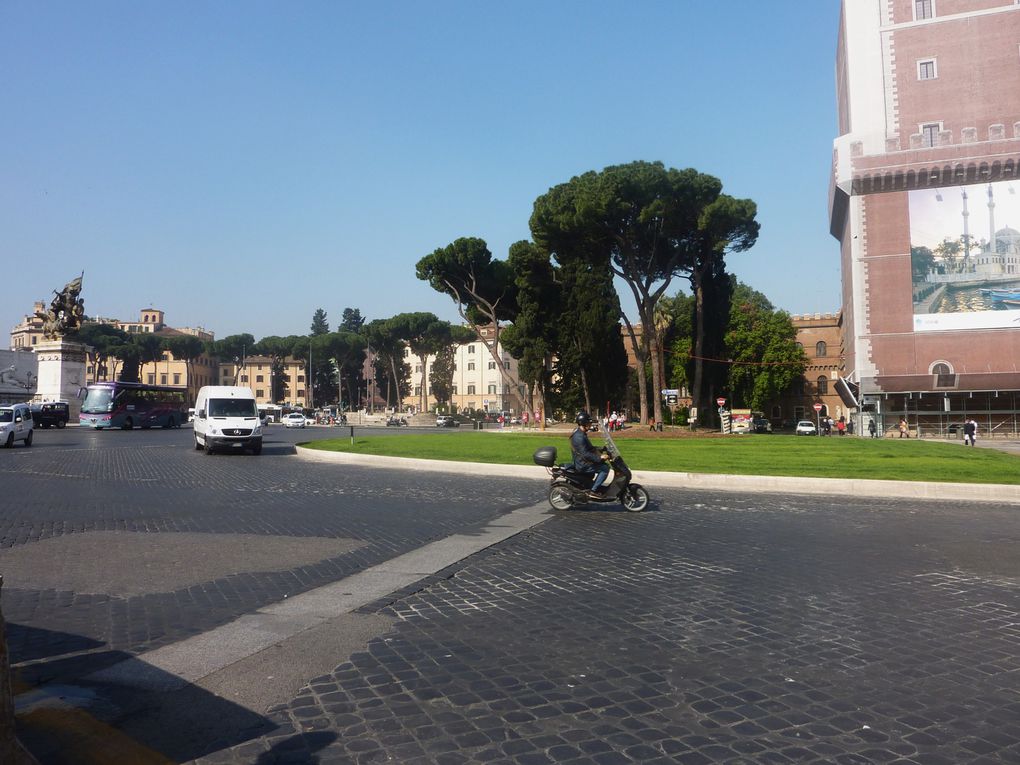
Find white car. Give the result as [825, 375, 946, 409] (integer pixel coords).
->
[284, 413, 306, 428]
[0, 403, 34, 448]
[795, 420, 818, 436]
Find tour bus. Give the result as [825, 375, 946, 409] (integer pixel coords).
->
[79, 381, 188, 430]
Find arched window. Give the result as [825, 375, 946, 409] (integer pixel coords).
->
[930, 361, 956, 388]
[815, 341, 827, 357]
[817, 376, 829, 395]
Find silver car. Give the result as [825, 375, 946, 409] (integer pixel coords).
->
[0, 403, 34, 448]
[284, 413, 306, 428]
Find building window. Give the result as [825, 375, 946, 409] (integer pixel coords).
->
[815, 341, 827, 357]
[931, 361, 957, 388]
[173, 373, 181, 385]
[468, 345, 476, 354]
[415, 365, 422, 373]
[240, 375, 248, 383]
[468, 362, 475, 371]
[921, 123, 940, 148]
[451, 385, 457, 395]
[504, 361, 510, 369]
[147, 374, 156, 385]
[467, 384, 476, 395]
[488, 361, 496, 369]
[297, 375, 305, 383]
[488, 384, 497, 394]
[256, 389, 264, 398]
[917, 59, 936, 80]
[414, 386, 421, 396]
[914, 0, 933, 20]
[792, 378, 805, 395]
[817, 376, 829, 395]
[297, 389, 305, 398]
[256, 375, 264, 383]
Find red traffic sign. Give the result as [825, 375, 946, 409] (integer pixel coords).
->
[716, 397, 726, 406]
[813, 403, 823, 412]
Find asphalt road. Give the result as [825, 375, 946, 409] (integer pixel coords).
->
[3, 425, 1020, 764]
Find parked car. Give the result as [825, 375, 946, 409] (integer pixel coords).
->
[31, 401, 70, 429]
[284, 412, 307, 428]
[795, 420, 818, 436]
[0, 403, 34, 447]
[386, 416, 407, 426]
[751, 416, 772, 434]
[436, 415, 459, 427]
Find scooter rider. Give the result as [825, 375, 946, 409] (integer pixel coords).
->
[571, 410, 611, 498]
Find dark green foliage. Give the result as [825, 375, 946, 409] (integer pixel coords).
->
[340, 308, 365, 334]
[310, 308, 329, 336]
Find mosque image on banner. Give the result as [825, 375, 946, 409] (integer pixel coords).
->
[910, 178, 1020, 332]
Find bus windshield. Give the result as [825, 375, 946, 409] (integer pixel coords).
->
[81, 387, 115, 413]
[208, 398, 258, 418]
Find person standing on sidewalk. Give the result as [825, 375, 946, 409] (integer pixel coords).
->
[963, 417, 978, 446]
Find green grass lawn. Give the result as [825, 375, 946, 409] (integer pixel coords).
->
[302, 431, 1020, 485]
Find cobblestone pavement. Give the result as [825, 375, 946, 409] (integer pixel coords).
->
[5, 427, 1020, 763]
[1, 426, 536, 682]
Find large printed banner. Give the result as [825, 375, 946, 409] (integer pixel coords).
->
[909, 179, 1020, 331]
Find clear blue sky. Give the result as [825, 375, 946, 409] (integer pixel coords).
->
[2, 2, 842, 342]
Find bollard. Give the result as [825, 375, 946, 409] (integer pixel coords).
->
[0, 577, 40, 764]
[350, 425, 354, 445]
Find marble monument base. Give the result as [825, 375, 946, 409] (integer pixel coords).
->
[34, 339, 87, 421]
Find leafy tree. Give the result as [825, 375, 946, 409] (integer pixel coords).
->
[530, 160, 758, 425]
[415, 237, 522, 411]
[501, 241, 561, 423]
[339, 308, 365, 334]
[364, 319, 410, 409]
[164, 334, 205, 399]
[687, 195, 759, 416]
[73, 322, 129, 383]
[315, 332, 365, 409]
[910, 245, 935, 277]
[310, 308, 329, 336]
[113, 343, 141, 382]
[254, 335, 302, 403]
[429, 325, 474, 411]
[133, 332, 166, 383]
[553, 254, 629, 418]
[388, 312, 453, 412]
[725, 281, 806, 411]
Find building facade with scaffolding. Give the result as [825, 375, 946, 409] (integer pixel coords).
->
[831, 0, 1020, 437]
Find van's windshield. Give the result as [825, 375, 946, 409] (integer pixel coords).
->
[0, 410, 13, 423]
[208, 398, 258, 418]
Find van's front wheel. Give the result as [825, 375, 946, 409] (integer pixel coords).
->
[194, 436, 203, 451]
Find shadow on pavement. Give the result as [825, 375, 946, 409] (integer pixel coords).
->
[12, 634, 278, 764]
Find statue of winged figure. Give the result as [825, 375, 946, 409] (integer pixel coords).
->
[35, 273, 85, 339]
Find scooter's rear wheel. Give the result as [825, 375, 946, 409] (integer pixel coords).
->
[548, 484, 576, 510]
[621, 484, 649, 512]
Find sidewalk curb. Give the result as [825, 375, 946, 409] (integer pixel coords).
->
[296, 445, 1020, 505]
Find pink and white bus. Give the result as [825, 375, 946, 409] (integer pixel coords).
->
[79, 381, 188, 430]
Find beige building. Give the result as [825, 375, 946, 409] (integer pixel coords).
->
[400, 325, 526, 415]
[218, 355, 309, 408]
[10, 302, 47, 349]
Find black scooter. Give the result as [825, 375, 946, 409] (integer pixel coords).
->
[533, 427, 649, 512]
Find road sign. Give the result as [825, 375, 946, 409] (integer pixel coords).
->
[716, 397, 726, 407]
[813, 403, 823, 412]
[666, 394, 678, 405]
[661, 389, 679, 397]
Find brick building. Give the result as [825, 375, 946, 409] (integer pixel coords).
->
[831, 0, 1020, 436]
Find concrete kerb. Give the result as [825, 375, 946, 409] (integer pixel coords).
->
[296, 444, 1020, 505]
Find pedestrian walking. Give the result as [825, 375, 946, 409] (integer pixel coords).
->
[898, 417, 909, 438]
[963, 417, 978, 446]
[868, 418, 877, 438]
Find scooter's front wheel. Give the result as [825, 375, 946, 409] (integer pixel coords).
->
[548, 483, 576, 511]
[621, 484, 649, 512]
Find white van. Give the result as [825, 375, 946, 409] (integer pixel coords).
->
[192, 386, 263, 455]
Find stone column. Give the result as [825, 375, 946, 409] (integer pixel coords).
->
[33, 339, 88, 421]
[0, 578, 40, 765]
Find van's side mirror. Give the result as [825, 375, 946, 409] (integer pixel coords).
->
[198, 409, 206, 419]
[15, 416, 22, 423]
